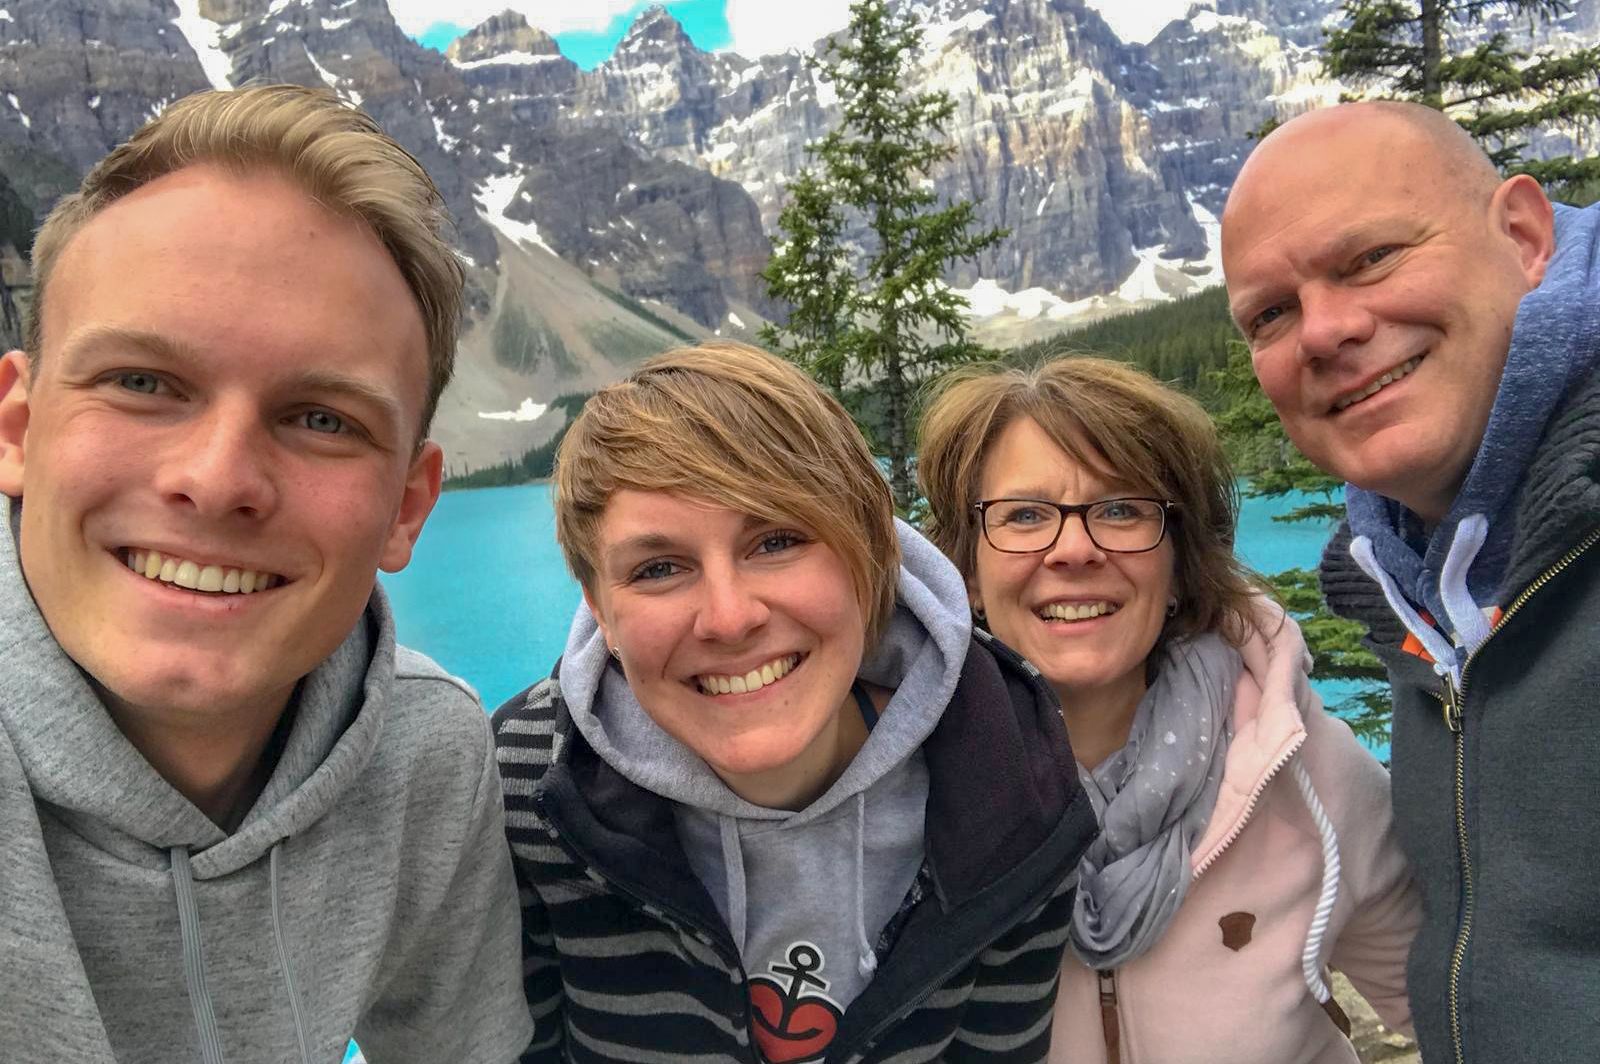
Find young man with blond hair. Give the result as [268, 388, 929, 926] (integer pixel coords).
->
[1222, 100, 1598, 1062]
[0, 85, 531, 1063]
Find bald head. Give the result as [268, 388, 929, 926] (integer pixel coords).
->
[1225, 102, 1501, 250]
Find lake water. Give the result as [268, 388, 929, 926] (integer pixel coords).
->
[381, 481, 1358, 710]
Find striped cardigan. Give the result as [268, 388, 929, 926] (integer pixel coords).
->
[492, 630, 1097, 1064]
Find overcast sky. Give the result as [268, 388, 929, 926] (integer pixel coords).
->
[388, 0, 1196, 66]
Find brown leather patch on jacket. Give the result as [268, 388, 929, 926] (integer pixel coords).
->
[1219, 911, 1256, 951]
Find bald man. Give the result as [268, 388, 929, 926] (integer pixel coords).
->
[1223, 101, 1599, 1063]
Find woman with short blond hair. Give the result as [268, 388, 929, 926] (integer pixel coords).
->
[493, 341, 1097, 1063]
[919, 356, 1418, 1064]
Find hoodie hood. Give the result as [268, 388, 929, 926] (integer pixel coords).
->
[559, 516, 971, 821]
[558, 517, 972, 1027]
[0, 494, 389, 876]
[1345, 201, 1600, 635]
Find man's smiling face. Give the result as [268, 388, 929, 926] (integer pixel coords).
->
[1221, 106, 1554, 521]
[0, 164, 441, 724]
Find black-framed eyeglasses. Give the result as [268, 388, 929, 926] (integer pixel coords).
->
[973, 497, 1175, 554]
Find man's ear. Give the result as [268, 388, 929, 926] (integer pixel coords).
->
[378, 440, 443, 573]
[1493, 174, 1558, 289]
[0, 350, 31, 498]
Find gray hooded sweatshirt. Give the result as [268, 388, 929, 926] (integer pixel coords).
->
[557, 519, 971, 1014]
[0, 498, 532, 1064]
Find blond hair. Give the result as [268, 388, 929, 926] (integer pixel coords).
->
[554, 341, 901, 648]
[918, 356, 1261, 646]
[27, 84, 463, 437]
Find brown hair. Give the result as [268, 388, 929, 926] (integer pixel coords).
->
[917, 355, 1262, 647]
[554, 340, 901, 648]
[27, 84, 463, 439]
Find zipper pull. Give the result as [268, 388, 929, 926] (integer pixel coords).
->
[1097, 970, 1122, 1064]
[1441, 672, 1462, 733]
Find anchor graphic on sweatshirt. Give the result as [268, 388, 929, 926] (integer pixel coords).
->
[748, 941, 845, 1064]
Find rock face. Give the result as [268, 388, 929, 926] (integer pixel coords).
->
[0, 0, 1595, 459]
[570, 0, 1215, 300]
[1121, 7, 1337, 214]
[0, 0, 775, 331]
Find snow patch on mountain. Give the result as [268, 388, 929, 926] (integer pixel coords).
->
[478, 398, 548, 422]
[171, 0, 234, 91]
[475, 172, 555, 254]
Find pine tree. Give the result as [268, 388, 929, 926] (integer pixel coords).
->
[1211, 342, 1392, 746]
[760, 0, 1006, 511]
[1324, 0, 1600, 193]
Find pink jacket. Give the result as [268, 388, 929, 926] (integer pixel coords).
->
[1050, 608, 1419, 1064]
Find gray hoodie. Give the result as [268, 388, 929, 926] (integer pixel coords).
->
[557, 519, 971, 1015]
[0, 498, 532, 1064]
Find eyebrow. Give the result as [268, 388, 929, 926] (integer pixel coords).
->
[601, 512, 787, 565]
[288, 370, 406, 432]
[57, 324, 198, 367]
[57, 325, 407, 433]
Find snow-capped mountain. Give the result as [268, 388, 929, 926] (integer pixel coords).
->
[0, 0, 1593, 463]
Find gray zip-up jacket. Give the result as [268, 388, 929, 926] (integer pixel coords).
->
[0, 498, 533, 1064]
[1320, 363, 1600, 1064]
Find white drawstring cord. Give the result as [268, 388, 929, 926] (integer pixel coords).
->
[1292, 759, 1341, 1004]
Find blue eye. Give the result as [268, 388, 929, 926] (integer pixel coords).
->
[1363, 246, 1396, 266]
[301, 410, 345, 434]
[1251, 305, 1284, 332]
[629, 559, 681, 583]
[116, 372, 162, 394]
[1003, 506, 1048, 526]
[754, 531, 803, 555]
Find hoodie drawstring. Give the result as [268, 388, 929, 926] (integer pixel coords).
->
[853, 792, 878, 977]
[171, 846, 227, 1064]
[1351, 517, 1497, 690]
[719, 815, 748, 949]
[270, 843, 315, 1064]
[168, 844, 313, 1064]
[1350, 536, 1461, 685]
[1290, 760, 1341, 1006]
[1437, 514, 1495, 651]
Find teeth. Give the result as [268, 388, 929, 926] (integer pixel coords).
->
[122, 548, 280, 596]
[1335, 356, 1422, 411]
[698, 654, 801, 696]
[1039, 601, 1117, 622]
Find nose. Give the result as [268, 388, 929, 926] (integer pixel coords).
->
[154, 404, 279, 520]
[692, 560, 770, 644]
[1042, 511, 1104, 568]
[1296, 282, 1376, 362]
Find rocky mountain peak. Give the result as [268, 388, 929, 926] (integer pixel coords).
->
[448, 10, 563, 65]
[612, 5, 699, 63]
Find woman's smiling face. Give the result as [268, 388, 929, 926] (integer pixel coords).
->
[970, 417, 1176, 707]
[584, 489, 868, 807]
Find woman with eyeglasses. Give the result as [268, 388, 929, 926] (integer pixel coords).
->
[917, 356, 1418, 1064]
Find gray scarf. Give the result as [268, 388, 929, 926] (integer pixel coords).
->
[1069, 633, 1239, 969]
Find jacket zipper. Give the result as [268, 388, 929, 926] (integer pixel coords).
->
[1098, 969, 1122, 1064]
[1437, 527, 1600, 1064]
[1189, 733, 1306, 881]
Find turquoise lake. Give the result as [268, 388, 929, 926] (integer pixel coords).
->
[380, 480, 1361, 713]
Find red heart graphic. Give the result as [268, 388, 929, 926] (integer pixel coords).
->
[749, 979, 841, 1064]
